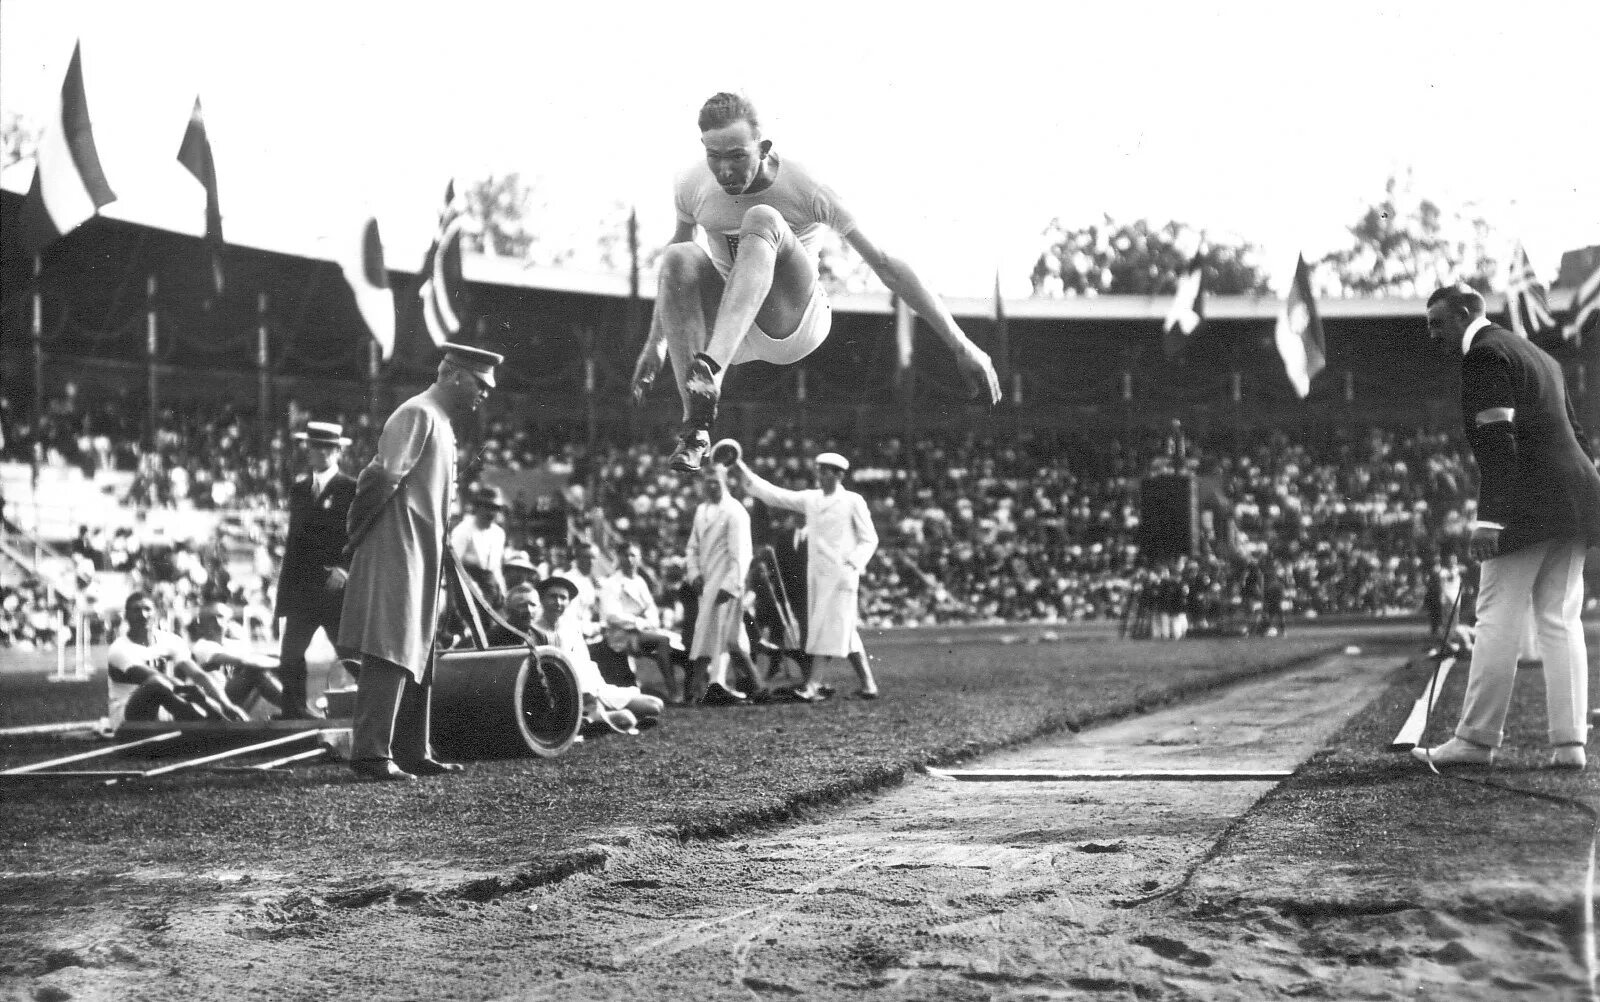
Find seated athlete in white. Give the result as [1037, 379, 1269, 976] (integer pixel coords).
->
[629, 90, 1002, 473]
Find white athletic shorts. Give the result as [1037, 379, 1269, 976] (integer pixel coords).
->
[731, 281, 831, 366]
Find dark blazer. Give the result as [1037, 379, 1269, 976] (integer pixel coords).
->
[1461, 323, 1600, 554]
[275, 470, 357, 618]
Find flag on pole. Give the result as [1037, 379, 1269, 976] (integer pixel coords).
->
[19, 41, 117, 254]
[1162, 254, 1205, 359]
[1505, 242, 1555, 338]
[1274, 255, 1325, 398]
[993, 270, 1012, 388]
[418, 180, 466, 348]
[176, 97, 225, 297]
[1562, 262, 1599, 343]
[338, 217, 395, 360]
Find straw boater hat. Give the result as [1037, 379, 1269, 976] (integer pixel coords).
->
[535, 574, 580, 599]
[815, 452, 850, 471]
[471, 484, 507, 510]
[293, 421, 352, 446]
[442, 342, 505, 387]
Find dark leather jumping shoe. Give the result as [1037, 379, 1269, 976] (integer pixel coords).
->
[670, 428, 712, 473]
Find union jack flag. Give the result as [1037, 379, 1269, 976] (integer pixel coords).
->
[1562, 262, 1599, 343]
[418, 180, 466, 348]
[1505, 242, 1555, 338]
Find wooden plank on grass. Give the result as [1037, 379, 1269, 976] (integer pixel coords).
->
[0, 719, 108, 737]
[0, 770, 148, 780]
[139, 729, 328, 778]
[1390, 656, 1455, 750]
[251, 746, 330, 770]
[927, 768, 1294, 782]
[0, 731, 182, 775]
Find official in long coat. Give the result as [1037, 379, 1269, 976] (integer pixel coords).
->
[684, 462, 757, 703]
[1413, 285, 1600, 772]
[738, 451, 880, 698]
[339, 343, 503, 781]
[275, 421, 356, 718]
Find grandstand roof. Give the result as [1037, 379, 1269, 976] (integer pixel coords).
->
[4, 180, 1579, 323]
[474, 251, 1582, 321]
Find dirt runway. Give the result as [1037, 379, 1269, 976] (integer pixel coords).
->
[24, 647, 1582, 1000]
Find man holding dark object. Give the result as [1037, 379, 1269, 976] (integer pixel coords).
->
[1413, 285, 1600, 771]
[737, 449, 880, 699]
[275, 420, 356, 719]
[340, 343, 503, 781]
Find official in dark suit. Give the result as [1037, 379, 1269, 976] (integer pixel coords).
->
[1414, 285, 1600, 771]
[275, 421, 357, 719]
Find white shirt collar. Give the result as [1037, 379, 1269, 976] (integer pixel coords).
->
[1461, 315, 1492, 355]
[312, 466, 335, 496]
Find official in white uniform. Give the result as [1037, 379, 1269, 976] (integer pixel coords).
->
[738, 451, 879, 699]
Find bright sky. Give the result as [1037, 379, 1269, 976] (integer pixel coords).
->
[2, 0, 1597, 297]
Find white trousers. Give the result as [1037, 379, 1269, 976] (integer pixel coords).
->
[1456, 538, 1590, 748]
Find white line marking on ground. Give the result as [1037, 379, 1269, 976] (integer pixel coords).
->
[927, 768, 1294, 782]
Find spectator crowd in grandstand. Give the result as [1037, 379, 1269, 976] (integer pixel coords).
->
[7, 379, 1586, 658]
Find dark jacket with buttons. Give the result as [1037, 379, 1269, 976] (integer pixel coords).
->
[1462, 323, 1600, 554]
[275, 471, 357, 618]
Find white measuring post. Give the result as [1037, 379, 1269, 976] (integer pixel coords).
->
[1391, 655, 1456, 749]
[75, 608, 90, 679]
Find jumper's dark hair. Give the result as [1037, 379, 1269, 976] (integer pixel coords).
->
[698, 92, 759, 133]
[124, 591, 152, 614]
[1426, 283, 1485, 317]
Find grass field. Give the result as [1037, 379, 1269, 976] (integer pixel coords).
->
[0, 627, 1402, 885]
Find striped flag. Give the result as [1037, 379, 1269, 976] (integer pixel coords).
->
[1505, 242, 1556, 338]
[338, 216, 395, 359]
[1162, 254, 1205, 359]
[19, 41, 117, 254]
[176, 97, 225, 297]
[418, 180, 467, 348]
[1274, 255, 1325, 398]
[1563, 263, 1599, 343]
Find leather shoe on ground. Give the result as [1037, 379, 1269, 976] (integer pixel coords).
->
[670, 429, 711, 473]
[700, 681, 748, 706]
[350, 759, 416, 782]
[1549, 745, 1586, 770]
[399, 758, 465, 776]
[686, 354, 721, 427]
[1411, 737, 1494, 768]
[851, 689, 880, 701]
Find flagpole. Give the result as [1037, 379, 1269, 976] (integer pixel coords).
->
[367, 338, 382, 427]
[257, 293, 271, 460]
[582, 325, 597, 486]
[32, 256, 45, 430]
[145, 275, 158, 450]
